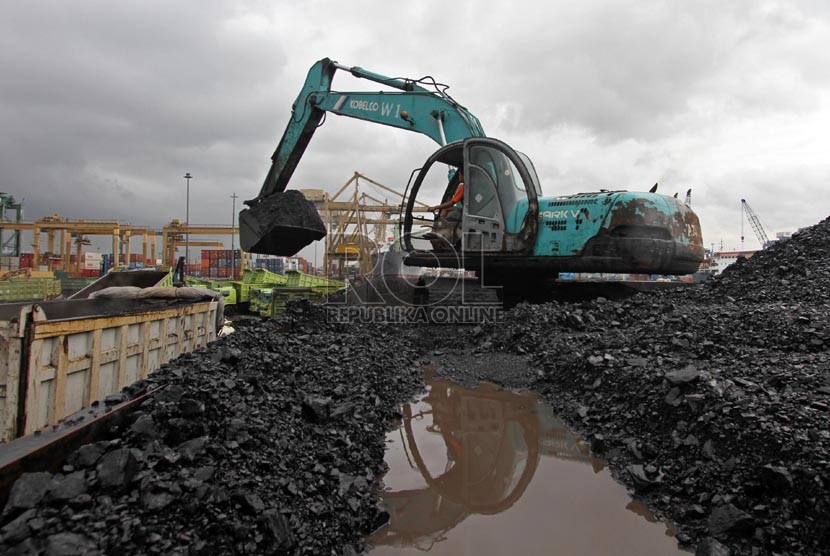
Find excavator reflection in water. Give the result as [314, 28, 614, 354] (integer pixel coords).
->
[370, 373, 603, 551]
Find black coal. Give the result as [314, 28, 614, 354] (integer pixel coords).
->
[426, 216, 830, 555]
[1, 302, 421, 555]
[5, 216, 830, 555]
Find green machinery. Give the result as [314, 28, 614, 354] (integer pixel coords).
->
[186, 268, 346, 317]
[0, 275, 61, 302]
[249, 270, 347, 317]
[240, 59, 703, 290]
[185, 276, 238, 306]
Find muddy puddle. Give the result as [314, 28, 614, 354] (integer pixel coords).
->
[369, 374, 688, 555]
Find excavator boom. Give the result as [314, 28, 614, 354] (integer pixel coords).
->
[240, 58, 484, 255]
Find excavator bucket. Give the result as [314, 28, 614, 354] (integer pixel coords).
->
[239, 190, 326, 256]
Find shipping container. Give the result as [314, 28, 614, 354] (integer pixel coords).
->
[20, 254, 34, 269]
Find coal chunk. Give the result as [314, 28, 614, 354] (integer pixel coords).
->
[4, 472, 53, 514]
[626, 464, 663, 490]
[301, 396, 332, 423]
[50, 472, 88, 501]
[177, 436, 208, 462]
[76, 443, 107, 468]
[695, 537, 731, 556]
[193, 466, 215, 482]
[259, 509, 295, 552]
[97, 448, 137, 490]
[0, 509, 37, 544]
[708, 504, 754, 536]
[44, 532, 97, 556]
[665, 366, 701, 385]
[103, 393, 127, 406]
[759, 464, 793, 493]
[129, 413, 157, 439]
[141, 489, 175, 511]
[232, 491, 265, 514]
[179, 398, 205, 418]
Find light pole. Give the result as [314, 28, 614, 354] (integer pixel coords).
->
[184, 172, 192, 276]
[230, 193, 238, 279]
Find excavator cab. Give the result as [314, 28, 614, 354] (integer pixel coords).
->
[403, 137, 703, 277]
[402, 138, 539, 267]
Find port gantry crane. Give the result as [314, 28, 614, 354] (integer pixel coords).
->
[741, 199, 771, 249]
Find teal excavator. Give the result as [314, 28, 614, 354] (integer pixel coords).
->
[240, 58, 703, 280]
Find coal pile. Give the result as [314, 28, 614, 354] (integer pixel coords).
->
[450, 216, 830, 554]
[0, 302, 421, 555]
[5, 215, 830, 555]
[705, 216, 830, 303]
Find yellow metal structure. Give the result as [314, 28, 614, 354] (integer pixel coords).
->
[0, 215, 153, 273]
[0, 214, 250, 274]
[301, 172, 431, 278]
[160, 220, 250, 268]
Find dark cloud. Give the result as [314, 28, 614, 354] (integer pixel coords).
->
[0, 0, 829, 257]
[0, 1, 287, 228]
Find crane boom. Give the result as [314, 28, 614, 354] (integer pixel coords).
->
[741, 199, 771, 248]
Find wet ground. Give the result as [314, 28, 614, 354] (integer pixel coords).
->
[370, 371, 687, 555]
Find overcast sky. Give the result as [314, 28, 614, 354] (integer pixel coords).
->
[2, 0, 829, 258]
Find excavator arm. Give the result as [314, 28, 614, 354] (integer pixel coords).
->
[240, 58, 485, 255]
[256, 58, 484, 201]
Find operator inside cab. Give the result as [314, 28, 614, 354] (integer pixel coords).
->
[426, 169, 464, 249]
[428, 169, 464, 221]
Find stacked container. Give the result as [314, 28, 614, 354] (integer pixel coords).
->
[128, 254, 145, 269]
[80, 252, 103, 277]
[199, 249, 243, 279]
[253, 255, 286, 274]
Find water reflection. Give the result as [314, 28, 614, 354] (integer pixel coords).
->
[370, 374, 684, 555]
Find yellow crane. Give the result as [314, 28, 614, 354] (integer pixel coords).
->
[301, 172, 430, 278]
[0, 215, 247, 273]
